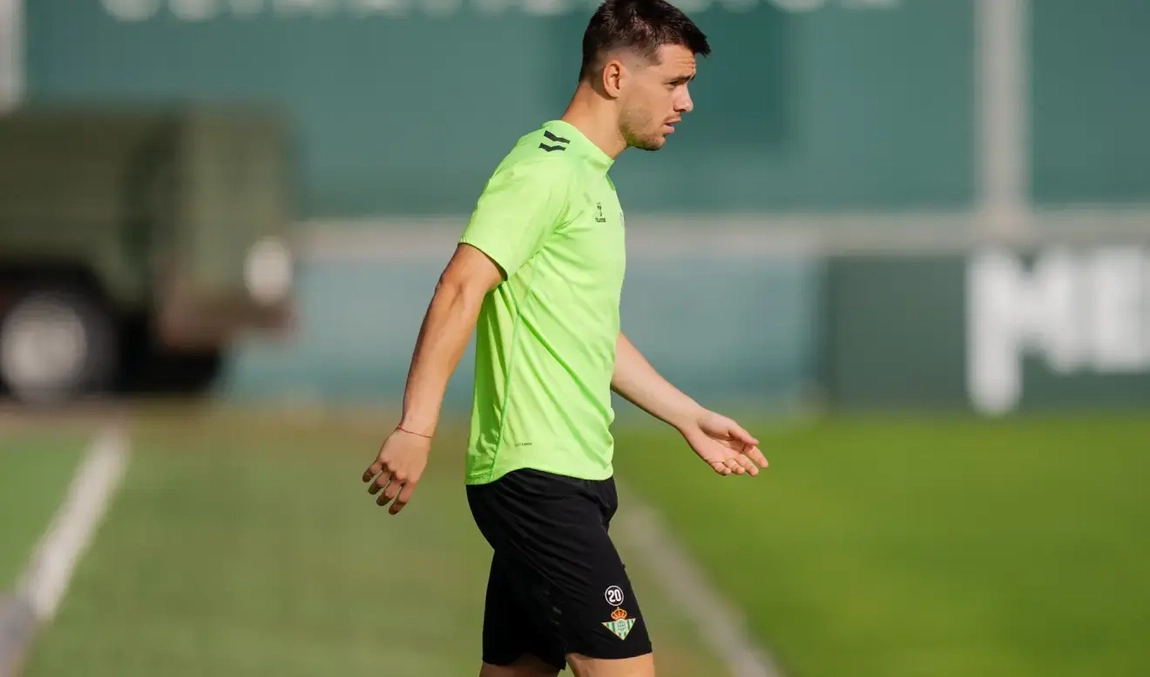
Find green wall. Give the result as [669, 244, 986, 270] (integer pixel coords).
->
[1031, 0, 1150, 206]
[817, 254, 969, 410]
[26, 0, 975, 217]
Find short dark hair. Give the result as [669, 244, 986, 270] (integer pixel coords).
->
[579, 0, 711, 81]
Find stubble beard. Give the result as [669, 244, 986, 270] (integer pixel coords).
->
[620, 106, 666, 152]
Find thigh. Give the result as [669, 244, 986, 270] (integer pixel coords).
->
[566, 652, 656, 677]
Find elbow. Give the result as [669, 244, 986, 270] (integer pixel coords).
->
[434, 244, 503, 316]
[435, 272, 487, 318]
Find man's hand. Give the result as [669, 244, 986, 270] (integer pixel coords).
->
[610, 332, 770, 476]
[678, 410, 769, 477]
[362, 428, 432, 515]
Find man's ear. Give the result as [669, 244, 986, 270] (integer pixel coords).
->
[602, 59, 626, 99]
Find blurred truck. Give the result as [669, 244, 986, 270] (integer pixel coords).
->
[0, 105, 296, 405]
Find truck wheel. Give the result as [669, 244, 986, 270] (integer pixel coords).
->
[0, 288, 118, 405]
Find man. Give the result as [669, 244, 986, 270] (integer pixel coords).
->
[362, 0, 768, 675]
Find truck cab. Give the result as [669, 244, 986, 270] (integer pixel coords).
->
[0, 105, 296, 405]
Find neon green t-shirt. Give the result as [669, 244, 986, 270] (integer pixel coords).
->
[459, 120, 626, 485]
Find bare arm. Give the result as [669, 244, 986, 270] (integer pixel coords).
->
[362, 243, 503, 515]
[611, 332, 768, 476]
[611, 332, 705, 432]
[397, 243, 504, 437]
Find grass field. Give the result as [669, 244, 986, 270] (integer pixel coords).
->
[0, 428, 88, 587]
[15, 408, 725, 677]
[7, 408, 1150, 677]
[615, 414, 1150, 677]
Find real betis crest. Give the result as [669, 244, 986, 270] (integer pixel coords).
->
[603, 606, 636, 640]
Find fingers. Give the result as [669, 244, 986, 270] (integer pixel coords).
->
[362, 430, 431, 515]
[733, 451, 759, 476]
[365, 457, 419, 514]
[729, 422, 759, 448]
[747, 446, 769, 469]
[710, 444, 768, 478]
[710, 460, 732, 476]
[723, 453, 758, 476]
[390, 482, 417, 515]
[376, 472, 405, 508]
[722, 456, 745, 476]
[362, 460, 382, 484]
[366, 464, 390, 495]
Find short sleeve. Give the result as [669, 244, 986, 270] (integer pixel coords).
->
[459, 159, 571, 278]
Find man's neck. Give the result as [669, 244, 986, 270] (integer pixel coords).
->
[560, 84, 626, 159]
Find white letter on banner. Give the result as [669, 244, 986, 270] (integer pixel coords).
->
[967, 248, 1084, 415]
[275, 0, 337, 16]
[767, 0, 827, 12]
[352, 0, 409, 15]
[102, 0, 162, 21]
[172, 0, 220, 21]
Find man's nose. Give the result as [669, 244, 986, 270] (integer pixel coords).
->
[678, 88, 694, 114]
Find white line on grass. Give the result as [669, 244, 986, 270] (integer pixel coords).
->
[17, 424, 130, 623]
[616, 483, 785, 677]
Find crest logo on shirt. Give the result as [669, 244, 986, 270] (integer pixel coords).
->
[603, 607, 636, 640]
[595, 202, 607, 223]
[602, 585, 635, 640]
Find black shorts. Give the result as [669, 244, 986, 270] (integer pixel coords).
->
[466, 468, 653, 671]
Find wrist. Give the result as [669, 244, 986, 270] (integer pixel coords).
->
[669, 401, 707, 433]
[396, 425, 434, 440]
[398, 414, 437, 438]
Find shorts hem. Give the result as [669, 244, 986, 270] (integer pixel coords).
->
[564, 642, 655, 662]
[482, 652, 567, 672]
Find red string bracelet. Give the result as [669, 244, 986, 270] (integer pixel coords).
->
[396, 425, 433, 439]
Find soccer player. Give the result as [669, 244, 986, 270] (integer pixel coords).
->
[362, 0, 768, 674]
